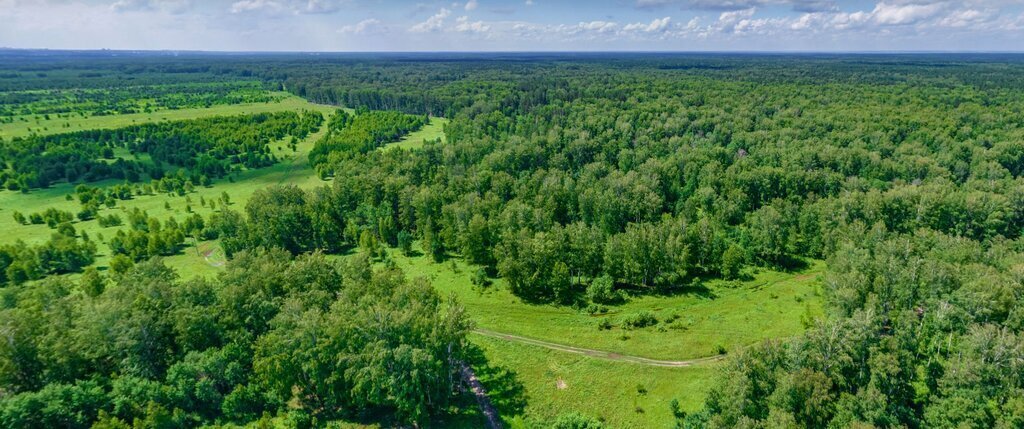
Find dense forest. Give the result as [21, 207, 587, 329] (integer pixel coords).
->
[1, 52, 1024, 427]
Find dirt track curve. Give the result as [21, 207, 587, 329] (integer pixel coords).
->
[472, 328, 726, 368]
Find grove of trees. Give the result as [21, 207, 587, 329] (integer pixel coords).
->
[0, 251, 471, 427]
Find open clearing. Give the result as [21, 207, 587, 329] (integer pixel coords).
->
[387, 250, 823, 360]
[472, 328, 726, 367]
[472, 334, 718, 428]
[382, 116, 448, 151]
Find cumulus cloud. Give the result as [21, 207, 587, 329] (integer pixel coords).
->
[339, 18, 383, 34]
[454, 15, 489, 32]
[409, 8, 452, 32]
[871, 2, 945, 25]
[577, 21, 619, 33]
[465, 0, 478, 11]
[624, 16, 672, 33]
[937, 9, 991, 27]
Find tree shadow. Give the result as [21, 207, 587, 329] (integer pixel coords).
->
[619, 277, 717, 300]
[775, 255, 810, 272]
[463, 345, 528, 419]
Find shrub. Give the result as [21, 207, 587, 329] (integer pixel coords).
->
[621, 311, 658, 329]
[98, 214, 123, 227]
[587, 274, 623, 304]
[471, 267, 491, 289]
[109, 254, 134, 274]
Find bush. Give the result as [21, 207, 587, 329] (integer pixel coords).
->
[587, 274, 623, 304]
[98, 214, 123, 227]
[621, 311, 658, 329]
[109, 254, 134, 274]
[585, 304, 608, 315]
[721, 244, 746, 279]
[470, 267, 491, 289]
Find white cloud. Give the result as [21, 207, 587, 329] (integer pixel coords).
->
[230, 0, 283, 14]
[871, 2, 945, 25]
[937, 9, 991, 28]
[409, 8, 452, 32]
[719, 7, 756, 25]
[624, 16, 672, 33]
[465, 0, 478, 11]
[454, 15, 489, 33]
[339, 18, 383, 34]
[577, 20, 619, 33]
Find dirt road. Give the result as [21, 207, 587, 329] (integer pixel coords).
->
[472, 328, 726, 368]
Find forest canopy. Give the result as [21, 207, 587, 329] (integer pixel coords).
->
[2, 52, 1024, 428]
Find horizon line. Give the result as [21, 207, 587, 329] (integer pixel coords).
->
[3, 47, 1024, 55]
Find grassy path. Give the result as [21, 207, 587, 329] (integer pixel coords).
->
[472, 329, 727, 368]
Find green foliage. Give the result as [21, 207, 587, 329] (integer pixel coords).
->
[0, 251, 470, 428]
[309, 109, 426, 175]
[550, 412, 606, 429]
[586, 275, 621, 305]
[604, 218, 688, 291]
[6, 52, 1024, 428]
[1, 111, 321, 190]
[0, 233, 95, 285]
[621, 311, 659, 329]
[720, 244, 746, 280]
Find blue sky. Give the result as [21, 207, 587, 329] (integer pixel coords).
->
[1, 0, 1022, 51]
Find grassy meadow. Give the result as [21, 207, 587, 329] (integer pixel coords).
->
[472, 334, 719, 428]
[382, 116, 449, 150]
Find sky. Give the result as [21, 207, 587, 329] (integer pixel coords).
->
[1, 0, 1023, 52]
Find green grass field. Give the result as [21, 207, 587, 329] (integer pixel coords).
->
[386, 250, 823, 360]
[472, 334, 718, 428]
